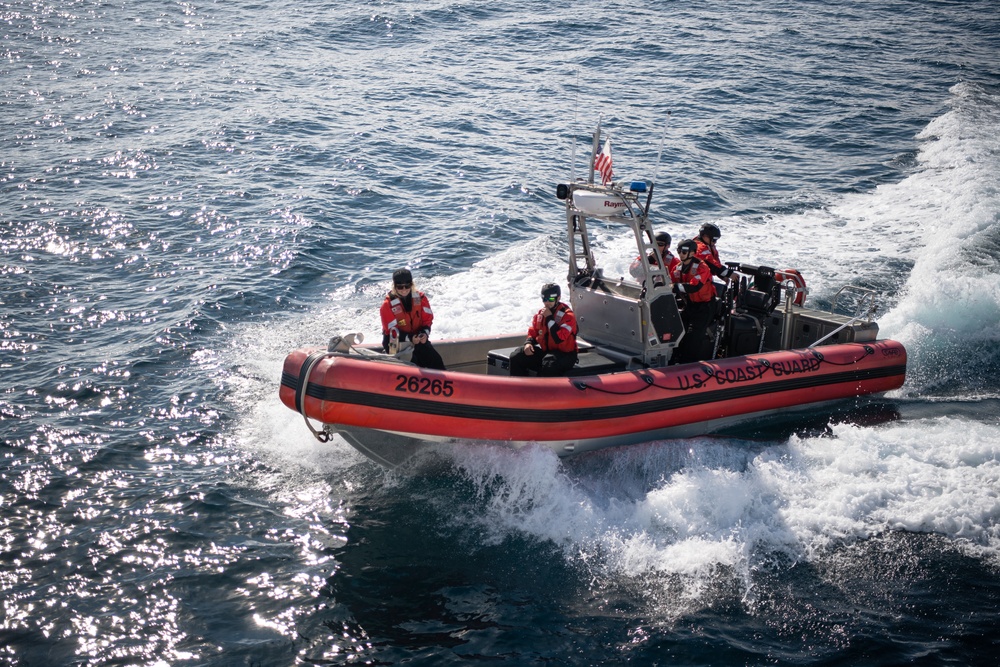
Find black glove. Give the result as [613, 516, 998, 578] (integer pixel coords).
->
[547, 318, 562, 342]
[672, 283, 685, 294]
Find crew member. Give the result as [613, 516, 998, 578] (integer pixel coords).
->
[693, 222, 735, 290]
[629, 231, 679, 284]
[671, 240, 715, 364]
[380, 268, 446, 370]
[509, 283, 579, 377]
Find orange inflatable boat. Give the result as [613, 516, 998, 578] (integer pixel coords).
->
[280, 125, 906, 466]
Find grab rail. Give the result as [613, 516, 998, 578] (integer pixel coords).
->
[831, 285, 878, 321]
[809, 286, 879, 348]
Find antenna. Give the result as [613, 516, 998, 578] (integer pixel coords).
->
[570, 70, 580, 182]
[651, 110, 672, 186]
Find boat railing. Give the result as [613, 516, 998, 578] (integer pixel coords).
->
[808, 286, 879, 348]
[831, 285, 878, 321]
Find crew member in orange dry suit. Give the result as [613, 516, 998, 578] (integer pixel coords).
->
[693, 222, 737, 331]
[508, 283, 579, 377]
[692, 222, 735, 291]
[380, 268, 446, 370]
[671, 239, 716, 364]
[629, 231, 679, 285]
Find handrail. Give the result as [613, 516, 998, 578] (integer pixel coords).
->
[809, 286, 879, 348]
[831, 285, 878, 320]
[808, 313, 869, 348]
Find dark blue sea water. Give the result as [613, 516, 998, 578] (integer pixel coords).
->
[3, 0, 1000, 664]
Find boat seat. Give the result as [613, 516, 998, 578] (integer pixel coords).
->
[739, 288, 779, 316]
[567, 348, 627, 377]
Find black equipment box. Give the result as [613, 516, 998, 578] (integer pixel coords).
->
[726, 313, 764, 357]
[487, 346, 625, 377]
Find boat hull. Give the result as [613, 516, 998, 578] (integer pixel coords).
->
[279, 339, 907, 461]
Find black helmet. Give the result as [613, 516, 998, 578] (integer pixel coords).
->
[699, 223, 721, 241]
[392, 268, 413, 286]
[541, 282, 561, 302]
[655, 231, 671, 246]
[677, 239, 698, 255]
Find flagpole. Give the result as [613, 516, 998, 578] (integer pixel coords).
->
[588, 115, 602, 185]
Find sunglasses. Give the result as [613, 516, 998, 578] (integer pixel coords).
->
[656, 242, 667, 247]
[542, 295, 558, 302]
[395, 282, 412, 289]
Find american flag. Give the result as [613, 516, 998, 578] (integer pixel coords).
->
[594, 137, 613, 185]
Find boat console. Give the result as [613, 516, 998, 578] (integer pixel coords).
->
[546, 126, 881, 374]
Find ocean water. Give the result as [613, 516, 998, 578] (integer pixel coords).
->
[2, 0, 1000, 665]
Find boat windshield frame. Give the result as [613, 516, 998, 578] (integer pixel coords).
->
[558, 132, 685, 368]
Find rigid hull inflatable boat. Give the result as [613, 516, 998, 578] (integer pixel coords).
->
[280, 127, 907, 467]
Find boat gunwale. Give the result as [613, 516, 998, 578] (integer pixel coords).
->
[280, 339, 907, 425]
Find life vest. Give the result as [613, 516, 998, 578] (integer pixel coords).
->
[530, 303, 578, 353]
[673, 259, 714, 303]
[694, 239, 720, 269]
[382, 291, 432, 336]
[630, 249, 679, 283]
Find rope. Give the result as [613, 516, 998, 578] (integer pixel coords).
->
[572, 374, 656, 395]
[297, 351, 333, 443]
[576, 345, 876, 394]
[295, 337, 418, 442]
